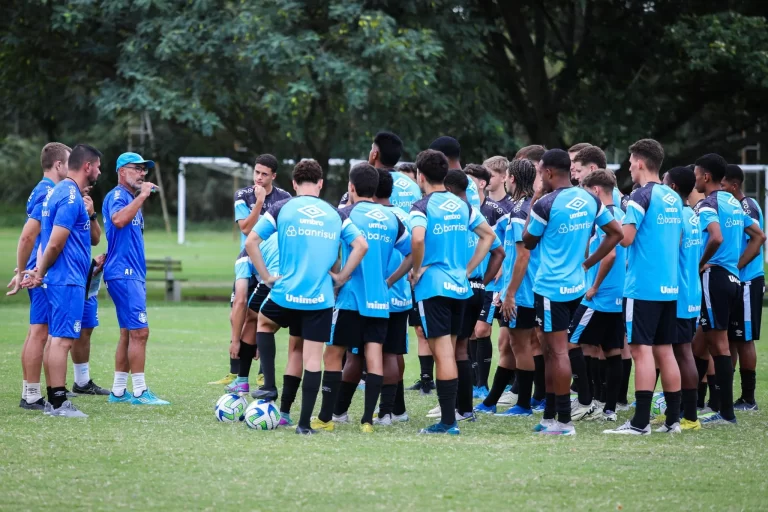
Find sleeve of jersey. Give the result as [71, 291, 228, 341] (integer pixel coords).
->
[410, 201, 428, 230]
[341, 217, 362, 244]
[394, 218, 412, 256]
[624, 194, 648, 226]
[527, 201, 548, 237]
[104, 191, 131, 221]
[234, 193, 251, 222]
[595, 204, 614, 227]
[254, 212, 277, 240]
[490, 233, 502, 251]
[469, 207, 486, 232]
[29, 198, 44, 222]
[338, 192, 349, 207]
[511, 215, 527, 243]
[52, 196, 78, 231]
[697, 206, 718, 230]
[743, 213, 754, 228]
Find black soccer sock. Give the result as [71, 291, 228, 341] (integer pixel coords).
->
[584, 355, 594, 397]
[483, 366, 515, 407]
[664, 390, 682, 426]
[379, 383, 397, 417]
[569, 348, 592, 405]
[255, 332, 277, 390]
[707, 374, 720, 412]
[697, 381, 707, 409]
[630, 390, 653, 429]
[298, 370, 321, 429]
[598, 359, 608, 403]
[237, 342, 257, 378]
[46, 386, 52, 399]
[456, 360, 474, 415]
[713, 355, 735, 420]
[317, 371, 342, 423]
[544, 392, 556, 420]
[280, 375, 301, 415]
[589, 356, 601, 403]
[49, 386, 67, 409]
[419, 355, 434, 383]
[682, 388, 698, 422]
[229, 357, 240, 375]
[604, 355, 623, 413]
[533, 355, 546, 401]
[393, 380, 406, 416]
[694, 356, 709, 382]
[469, 339, 479, 385]
[476, 336, 493, 389]
[510, 371, 520, 395]
[556, 394, 571, 424]
[515, 369, 534, 410]
[333, 381, 358, 416]
[362, 373, 383, 424]
[740, 368, 756, 403]
[437, 378, 459, 425]
[619, 358, 632, 404]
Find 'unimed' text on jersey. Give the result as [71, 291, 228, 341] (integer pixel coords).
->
[41, 180, 91, 287]
[696, 191, 753, 278]
[583, 205, 626, 313]
[739, 196, 764, 282]
[103, 185, 146, 282]
[678, 206, 702, 318]
[24, 177, 55, 270]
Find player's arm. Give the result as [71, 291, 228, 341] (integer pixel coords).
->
[738, 222, 767, 270]
[583, 218, 622, 270]
[84, 196, 101, 246]
[587, 247, 616, 300]
[7, 219, 40, 295]
[386, 220, 413, 287]
[482, 243, 504, 286]
[410, 225, 426, 284]
[699, 221, 722, 272]
[501, 241, 528, 320]
[619, 224, 636, 247]
[332, 235, 368, 287]
[245, 231, 269, 282]
[111, 182, 156, 228]
[237, 187, 266, 235]
[467, 220, 495, 277]
[386, 255, 413, 288]
[24, 226, 71, 288]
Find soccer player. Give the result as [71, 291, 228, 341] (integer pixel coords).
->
[103, 152, 169, 405]
[692, 154, 765, 425]
[428, 136, 481, 210]
[663, 166, 703, 429]
[245, 159, 367, 435]
[604, 139, 684, 435]
[9, 143, 70, 410]
[23, 144, 102, 417]
[568, 143, 591, 162]
[397, 163, 417, 183]
[571, 145, 623, 207]
[720, 164, 764, 411]
[515, 145, 547, 163]
[524, 149, 622, 436]
[568, 169, 627, 421]
[411, 150, 496, 435]
[312, 163, 412, 433]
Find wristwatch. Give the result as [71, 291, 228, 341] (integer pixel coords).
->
[89, 212, 98, 221]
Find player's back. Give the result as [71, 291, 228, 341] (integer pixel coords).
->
[24, 177, 55, 270]
[623, 182, 682, 300]
[41, 181, 90, 286]
[102, 185, 146, 282]
[390, 171, 422, 211]
[477, 197, 511, 287]
[383, 205, 413, 312]
[697, 191, 747, 277]
[678, 206, 702, 318]
[739, 196, 764, 281]
[584, 205, 626, 312]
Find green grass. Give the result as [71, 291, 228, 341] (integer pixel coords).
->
[1, 300, 768, 510]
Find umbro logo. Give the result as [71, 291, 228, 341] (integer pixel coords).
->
[689, 215, 700, 226]
[297, 205, 327, 219]
[394, 178, 410, 190]
[662, 193, 677, 206]
[565, 197, 587, 211]
[364, 209, 389, 222]
[727, 196, 741, 208]
[439, 199, 462, 213]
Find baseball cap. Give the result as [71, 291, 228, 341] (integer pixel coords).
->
[116, 152, 155, 172]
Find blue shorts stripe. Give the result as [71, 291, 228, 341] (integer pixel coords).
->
[543, 298, 552, 333]
[418, 301, 429, 338]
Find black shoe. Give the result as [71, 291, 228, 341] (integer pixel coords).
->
[72, 380, 110, 396]
[406, 380, 422, 391]
[20, 397, 47, 410]
[295, 426, 317, 435]
[251, 387, 278, 402]
[419, 380, 434, 396]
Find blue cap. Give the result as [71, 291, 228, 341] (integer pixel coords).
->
[116, 152, 155, 172]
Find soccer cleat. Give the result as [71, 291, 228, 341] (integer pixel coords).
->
[278, 413, 294, 427]
[533, 418, 556, 432]
[733, 398, 759, 411]
[602, 410, 617, 422]
[420, 380, 434, 396]
[44, 400, 87, 418]
[473, 403, 497, 414]
[539, 421, 576, 436]
[373, 414, 392, 426]
[616, 402, 631, 412]
[256, 374, 265, 387]
[65, 388, 77, 398]
[208, 373, 237, 385]
[332, 412, 350, 424]
[582, 402, 602, 421]
[496, 405, 533, 417]
[701, 413, 737, 426]
[530, 397, 546, 413]
[20, 397, 47, 410]
[72, 380, 110, 396]
[406, 380, 422, 391]
[680, 418, 701, 431]
[456, 411, 476, 422]
[226, 381, 250, 396]
[697, 406, 714, 415]
[571, 399, 596, 421]
[295, 426, 317, 435]
[309, 417, 335, 432]
[392, 412, 409, 423]
[250, 387, 278, 402]
[108, 390, 133, 403]
[603, 420, 651, 435]
[498, 391, 517, 405]
[360, 423, 374, 433]
[419, 422, 460, 435]
[655, 422, 681, 433]
[426, 405, 442, 418]
[473, 386, 490, 400]
[131, 389, 170, 405]
[650, 414, 666, 426]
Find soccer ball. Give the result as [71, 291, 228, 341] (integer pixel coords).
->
[214, 393, 247, 423]
[651, 392, 667, 416]
[244, 399, 281, 430]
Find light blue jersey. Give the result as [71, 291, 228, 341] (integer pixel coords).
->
[623, 182, 683, 301]
[678, 206, 702, 319]
[468, 205, 502, 281]
[499, 197, 538, 308]
[41, 180, 91, 287]
[384, 205, 413, 313]
[612, 187, 622, 210]
[583, 205, 626, 313]
[466, 178, 482, 211]
[410, 191, 485, 301]
[739, 196, 764, 282]
[336, 201, 411, 318]
[234, 185, 291, 250]
[235, 234, 279, 281]
[103, 185, 146, 282]
[24, 177, 55, 270]
[339, 169, 422, 211]
[479, 196, 514, 289]
[254, 196, 362, 310]
[696, 191, 753, 277]
[527, 187, 613, 302]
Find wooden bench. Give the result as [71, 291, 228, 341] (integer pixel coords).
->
[146, 258, 186, 302]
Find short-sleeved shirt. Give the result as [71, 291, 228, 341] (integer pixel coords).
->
[254, 196, 362, 310]
[41, 180, 91, 287]
[739, 196, 764, 282]
[410, 191, 485, 301]
[336, 201, 411, 317]
[499, 197, 539, 308]
[623, 182, 683, 301]
[384, 205, 414, 313]
[478, 196, 514, 289]
[234, 185, 291, 250]
[678, 206, 702, 319]
[696, 191, 753, 277]
[526, 187, 613, 302]
[235, 232, 280, 279]
[583, 205, 626, 313]
[102, 185, 146, 282]
[466, 177, 482, 211]
[339, 169, 422, 211]
[24, 177, 55, 270]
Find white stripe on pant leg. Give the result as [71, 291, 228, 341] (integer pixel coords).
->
[418, 301, 429, 338]
[625, 298, 634, 344]
[543, 297, 552, 332]
[703, 270, 714, 325]
[743, 281, 752, 341]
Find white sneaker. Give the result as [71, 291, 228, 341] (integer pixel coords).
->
[332, 412, 350, 424]
[655, 422, 681, 433]
[392, 412, 409, 422]
[533, 418, 556, 432]
[43, 400, 87, 418]
[426, 404, 442, 418]
[571, 399, 596, 421]
[373, 414, 392, 426]
[616, 402, 631, 412]
[602, 410, 618, 421]
[603, 420, 651, 435]
[582, 401, 602, 421]
[498, 391, 517, 405]
[540, 421, 576, 436]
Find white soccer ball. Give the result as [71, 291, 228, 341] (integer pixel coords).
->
[651, 392, 667, 416]
[214, 393, 247, 423]
[244, 399, 281, 430]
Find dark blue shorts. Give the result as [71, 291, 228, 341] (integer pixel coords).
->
[45, 284, 85, 339]
[106, 279, 148, 330]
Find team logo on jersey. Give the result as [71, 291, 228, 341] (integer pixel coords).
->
[727, 195, 741, 208]
[115, 190, 121, 199]
[138, 312, 148, 323]
[286, 226, 298, 237]
[297, 205, 327, 220]
[394, 178, 411, 190]
[662, 193, 677, 206]
[439, 199, 462, 214]
[73, 320, 81, 333]
[364, 209, 389, 222]
[689, 215, 699, 226]
[433, 225, 444, 235]
[558, 224, 569, 234]
[724, 218, 743, 228]
[565, 197, 587, 211]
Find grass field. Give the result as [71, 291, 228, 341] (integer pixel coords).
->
[2, 227, 768, 510]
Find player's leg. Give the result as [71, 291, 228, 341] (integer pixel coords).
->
[331, 350, 362, 422]
[278, 335, 303, 426]
[532, 329, 546, 406]
[473, 291, 496, 394]
[313, 310, 356, 429]
[21, 286, 50, 409]
[109, 328, 131, 402]
[378, 311, 409, 424]
[71, 297, 108, 395]
[477, 326, 515, 414]
[454, 287, 483, 419]
[407, 289, 435, 394]
[361, 330, 385, 431]
[296, 307, 334, 434]
[227, 277, 252, 393]
[393, 354, 408, 420]
[618, 339, 632, 410]
[494, 324, 535, 416]
[732, 277, 762, 410]
[567, 306, 602, 421]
